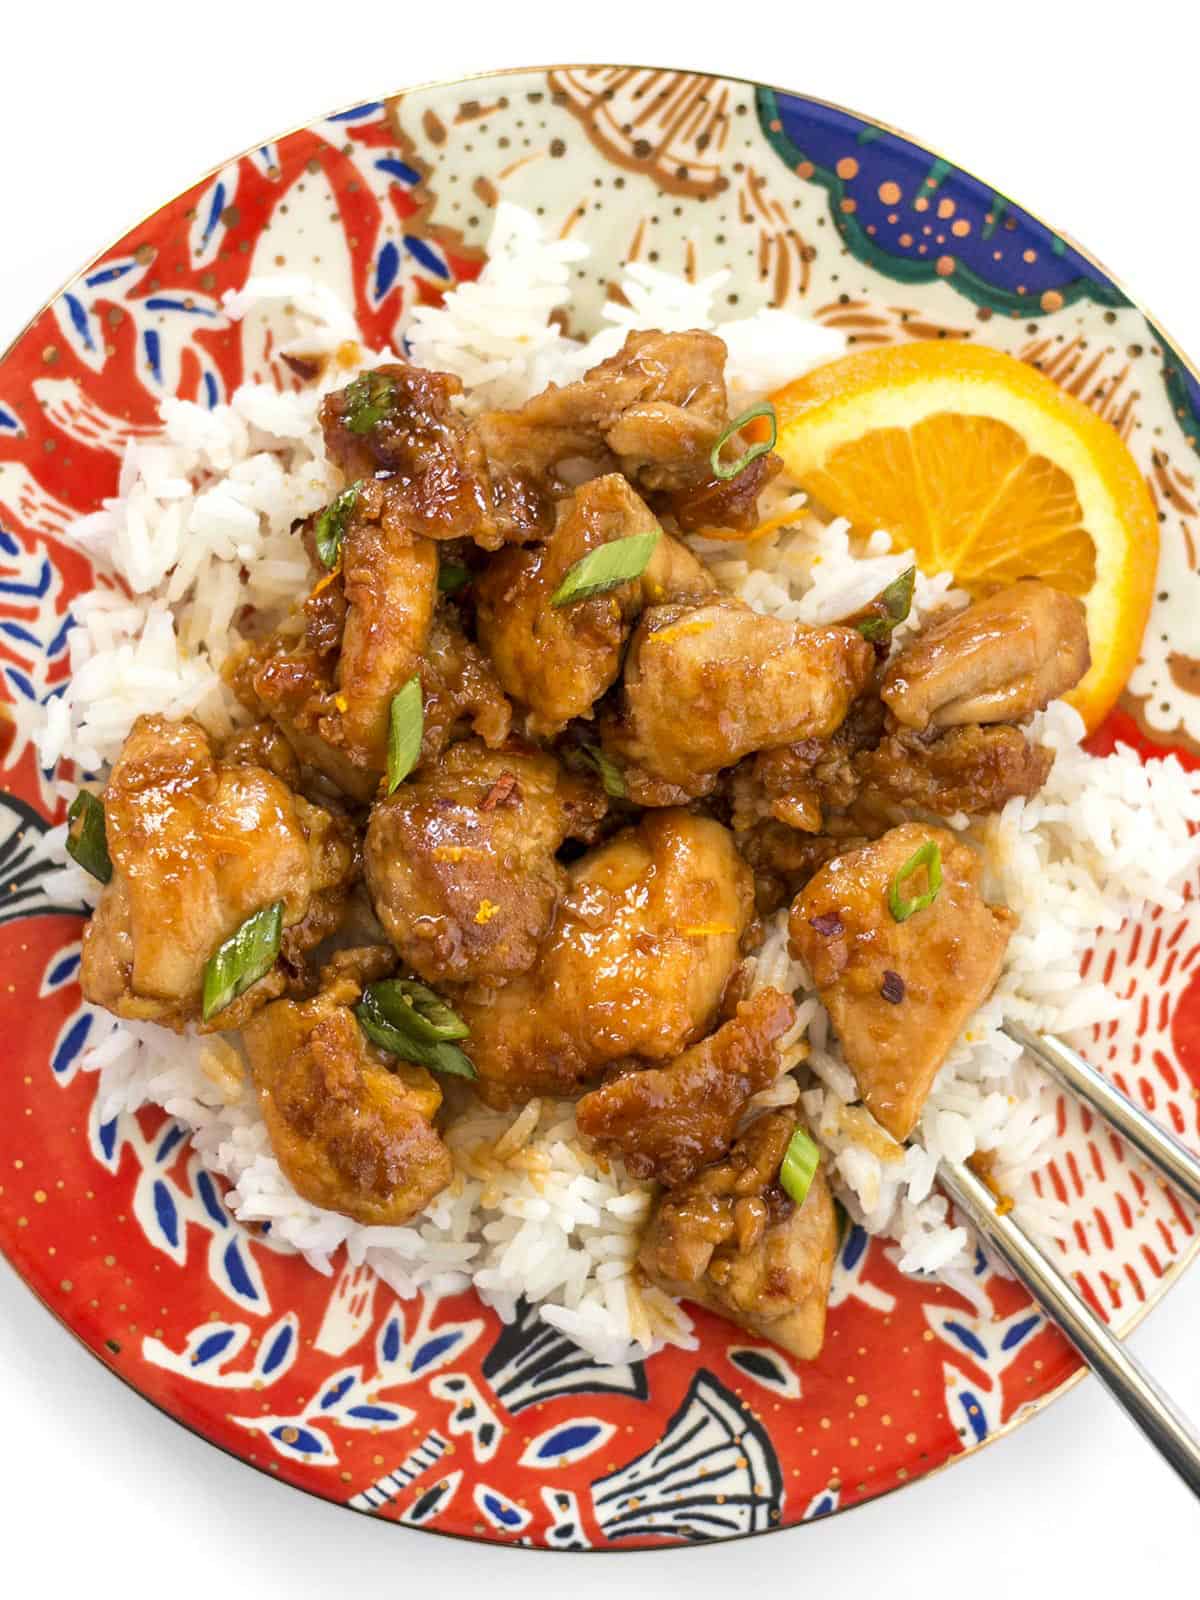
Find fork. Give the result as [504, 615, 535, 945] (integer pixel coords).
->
[937, 1019, 1200, 1497]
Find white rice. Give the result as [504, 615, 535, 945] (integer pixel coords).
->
[34, 204, 1200, 1362]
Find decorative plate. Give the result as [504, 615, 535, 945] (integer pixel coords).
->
[1, 65, 1198, 1550]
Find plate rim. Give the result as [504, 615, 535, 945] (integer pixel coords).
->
[2, 60, 1197, 1546]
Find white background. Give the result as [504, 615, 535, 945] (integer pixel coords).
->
[2, 2, 1198, 1592]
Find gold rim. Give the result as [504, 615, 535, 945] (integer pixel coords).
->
[1, 61, 1196, 1544]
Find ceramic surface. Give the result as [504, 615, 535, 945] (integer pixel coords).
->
[1, 66, 1197, 1548]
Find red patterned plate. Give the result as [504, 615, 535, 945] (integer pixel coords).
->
[1, 66, 1198, 1548]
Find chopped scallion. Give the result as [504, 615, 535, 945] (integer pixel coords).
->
[201, 901, 284, 1021]
[780, 1126, 820, 1207]
[580, 743, 627, 799]
[710, 402, 777, 481]
[549, 529, 660, 607]
[856, 566, 916, 643]
[386, 676, 423, 793]
[367, 978, 470, 1043]
[355, 986, 477, 1079]
[314, 482, 360, 569]
[65, 790, 112, 885]
[437, 561, 471, 595]
[888, 839, 943, 923]
[342, 371, 395, 434]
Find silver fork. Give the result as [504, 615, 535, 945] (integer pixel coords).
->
[938, 1019, 1200, 1497]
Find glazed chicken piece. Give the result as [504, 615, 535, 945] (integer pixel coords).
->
[639, 1108, 838, 1360]
[219, 719, 302, 786]
[853, 722, 1053, 819]
[321, 363, 551, 550]
[740, 710, 1053, 833]
[457, 810, 755, 1107]
[80, 716, 356, 1031]
[734, 820, 871, 914]
[235, 509, 510, 800]
[639, 521, 721, 603]
[337, 504, 439, 765]
[737, 660, 1059, 835]
[418, 608, 513, 766]
[364, 739, 606, 987]
[789, 823, 1015, 1140]
[478, 329, 730, 495]
[322, 333, 775, 540]
[882, 580, 1090, 730]
[576, 987, 797, 1185]
[233, 488, 439, 800]
[219, 724, 362, 968]
[475, 473, 713, 736]
[604, 602, 875, 803]
[242, 948, 452, 1226]
[659, 450, 783, 535]
[734, 695, 887, 834]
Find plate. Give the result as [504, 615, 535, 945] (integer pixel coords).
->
[2, 65, 1199, 1549]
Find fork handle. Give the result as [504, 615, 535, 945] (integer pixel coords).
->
[1002, 1020, 1200, 1209]
[941, 1159, 1200, 1499]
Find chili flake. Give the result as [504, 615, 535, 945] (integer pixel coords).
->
[880, 970, 906, 1004]
[281, 352, 321, 382]
[480, 773, 520, 812]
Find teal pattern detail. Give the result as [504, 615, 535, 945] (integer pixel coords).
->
[754, 87, 1128, 320]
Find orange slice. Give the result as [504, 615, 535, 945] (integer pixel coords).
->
[769, 341, 1159, 730]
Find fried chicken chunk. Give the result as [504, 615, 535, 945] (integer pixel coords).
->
[882, 580, 1090, 730]
[79, 716, 356, 1031]
[321, 364, 551, 550]
[457, 810, 754, 1107]
[854, 723, 1054, 818]
[418, 608, 513, 765]
[219, 719, 302, 786]
[576, 987, 797, 1185]
[478, 328, 731, 494]
[737, 678, 1056, 834]
[742, 713, 1053, 833]
[475, 473, 713, 735]
[232, 490, 439, 800]
[234, 525, 510, 801]
[242, 949, 452, 1226]
[604, 602, 875, 803]
[639, 1108, 837, 1360]
[788, 823, 1015, 1140]
[734, 695, 886, 834]
[659, 450, 783, 534]
[734, 820, 871, 913]
[364, 740, 606, 987]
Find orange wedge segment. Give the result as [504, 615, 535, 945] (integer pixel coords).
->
[769, 341, 1159, 730]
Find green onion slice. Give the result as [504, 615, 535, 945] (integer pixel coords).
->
[342, 371, 396, 435]
[355, 988, 477, 1079]
[888, 839, 943, 923]
[580, 743, 627, 799]
[710, 401, 777, 481]
[202, 901, 284, 1021]
[437, 561, 471, 595]
[780, 1126, 821, 1207]
[367, 978, 470, 1043]
[856, 566, 916, 643]
[66, 790, 112, 885]
[314, 482, 360, 569]
[386, 676, 423, 793]
[549, 529, 660, 608]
